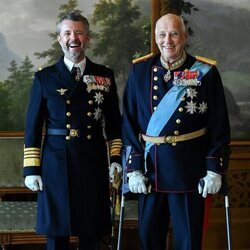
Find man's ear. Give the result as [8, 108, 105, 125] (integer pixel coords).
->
[86, 34, 91, 43]
[184, 31, 188, 41]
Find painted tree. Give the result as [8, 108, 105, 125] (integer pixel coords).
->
[0, 83, 11, 130]
[92, 0, 150, 81]
[3, 57, 34, 130]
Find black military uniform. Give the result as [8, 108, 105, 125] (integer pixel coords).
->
[23, 56, 122, 239]
[122, 52, 230, 249]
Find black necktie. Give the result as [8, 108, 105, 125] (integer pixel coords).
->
[71, 67, 81, 81]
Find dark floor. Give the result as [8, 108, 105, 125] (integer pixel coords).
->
[3, 231, 139, 250]
[3, 245, 77, 250]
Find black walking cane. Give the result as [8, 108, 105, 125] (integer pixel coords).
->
[110, 184, 116, 250]
[117, 189, 125, 250]
[110, 169, 122, 250]
[117, 146, 131, 250]
[117, 170, 130, 250]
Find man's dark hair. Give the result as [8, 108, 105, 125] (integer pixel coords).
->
[57, 11, 90, 35]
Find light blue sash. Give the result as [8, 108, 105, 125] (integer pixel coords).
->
[144, 60, 212, 171]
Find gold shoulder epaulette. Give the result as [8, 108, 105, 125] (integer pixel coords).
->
[195, 56, 217, 66]
[132, 53, 154, 64]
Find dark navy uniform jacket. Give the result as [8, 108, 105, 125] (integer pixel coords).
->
[23, 57, 122, 236]
[122, 53, 230, 192]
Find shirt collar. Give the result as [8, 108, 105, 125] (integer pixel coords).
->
[63, 57, 86, 76]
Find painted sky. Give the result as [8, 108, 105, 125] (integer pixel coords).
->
[0, 0, 98, 67]
[0, 0, 248, 67]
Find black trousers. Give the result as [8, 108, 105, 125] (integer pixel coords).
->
[47, 235, 100, 250]
[138, 192, 205, 250]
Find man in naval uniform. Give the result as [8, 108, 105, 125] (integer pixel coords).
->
[23, 11, 122, 250]
[122, 14, 230, 250]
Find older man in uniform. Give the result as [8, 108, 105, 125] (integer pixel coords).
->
[122, 14, 230, 250]
[23, 11, 122, 250]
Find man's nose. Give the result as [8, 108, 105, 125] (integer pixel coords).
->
[70, 32, 77, 39]
[164, 34, 171, 42]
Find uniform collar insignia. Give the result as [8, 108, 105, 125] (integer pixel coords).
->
[160, 52, 187, 82]
[56, 88, 68, 95]
[160, 51, 187, 71]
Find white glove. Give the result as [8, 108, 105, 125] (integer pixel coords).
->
[109, 162, 122, 182]
[24, 175, 43, 191]
[198, 170, 222, 198]
[127, 170, 151, 194]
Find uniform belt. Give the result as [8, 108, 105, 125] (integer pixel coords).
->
[141, 127, 207, 144]
[47, 128, 81, 137]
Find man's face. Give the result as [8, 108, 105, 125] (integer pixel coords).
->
[155, 15, 187, 63]
[57, 19, 90, 63]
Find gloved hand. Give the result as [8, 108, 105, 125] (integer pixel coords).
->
[109, 162, 122, 183]
[127, 170, 151, 194]
[24, 175, 43, 191]
[198, 170, 222, 198]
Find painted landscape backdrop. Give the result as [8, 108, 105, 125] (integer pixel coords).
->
[0, 0, 249, 140]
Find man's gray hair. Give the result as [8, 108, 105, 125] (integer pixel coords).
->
[57, 11, 90, 35]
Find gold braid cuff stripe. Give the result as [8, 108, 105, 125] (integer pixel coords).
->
[23, 147, 41, 167]
[108, 139, 122, 156]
